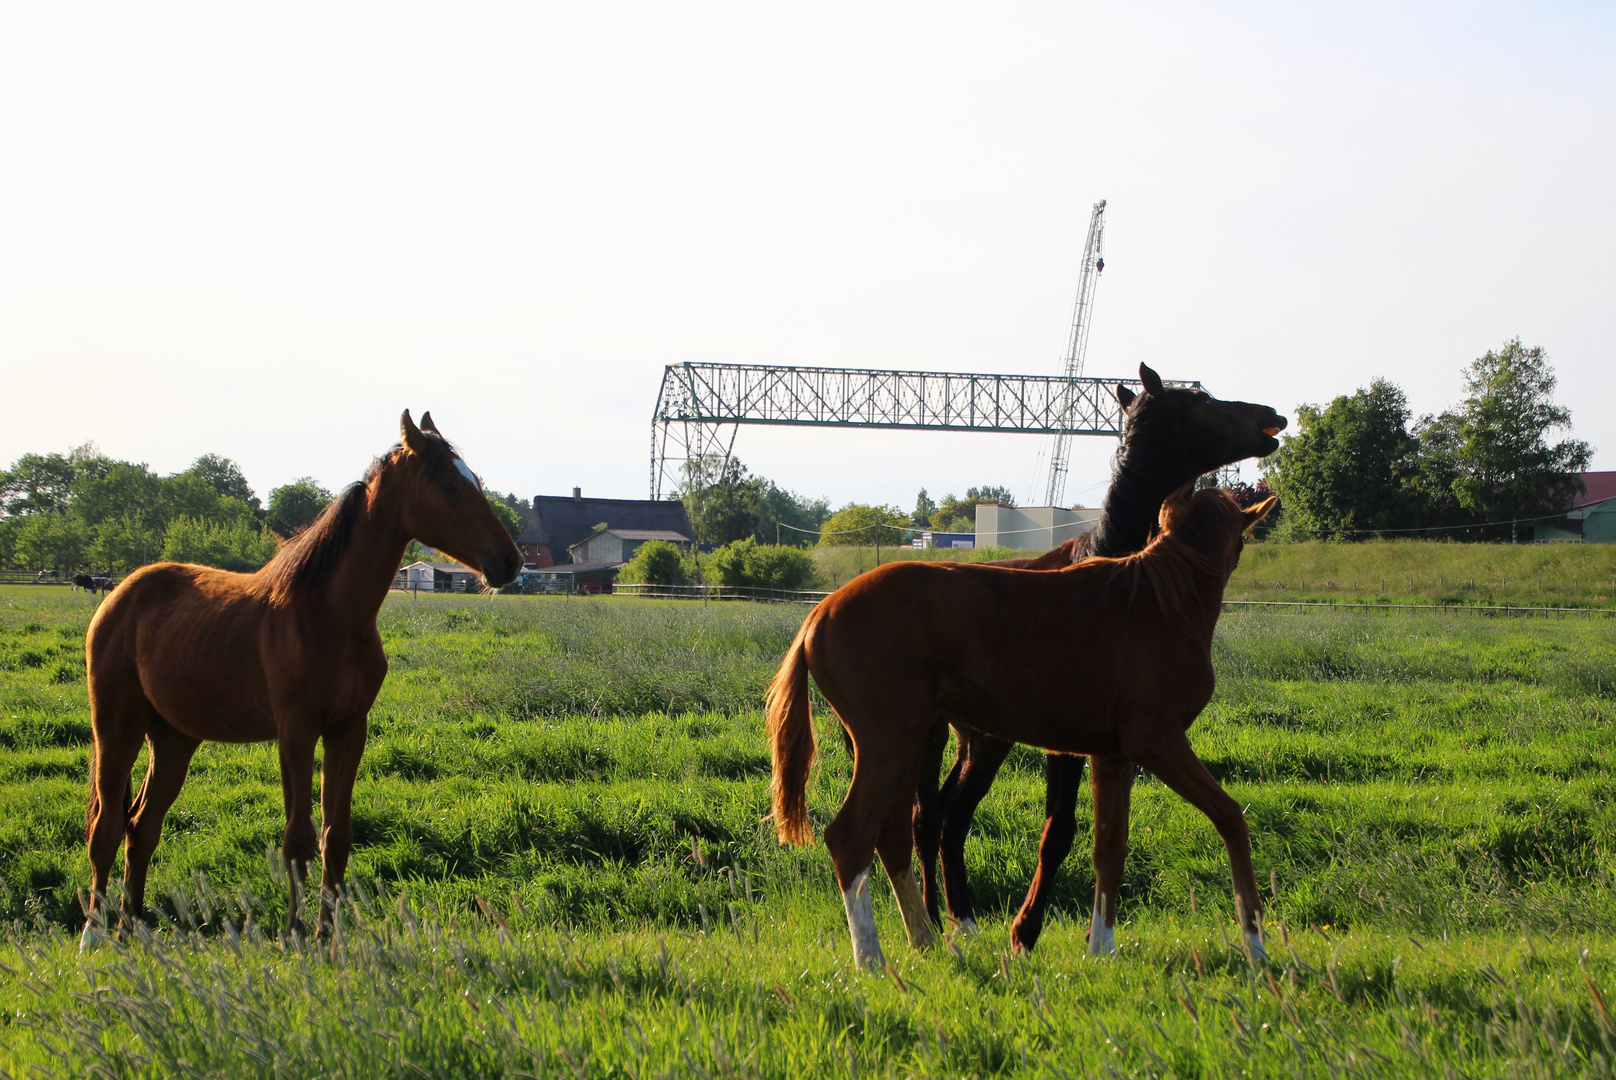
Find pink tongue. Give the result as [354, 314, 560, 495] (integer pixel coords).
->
[1263, 427, 1279, 436]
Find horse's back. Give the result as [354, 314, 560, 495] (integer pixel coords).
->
[88, 563, 277, 742]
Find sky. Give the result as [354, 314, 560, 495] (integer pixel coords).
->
[2, 2, 1612, 514]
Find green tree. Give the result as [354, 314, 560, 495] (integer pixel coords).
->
[162, 515, 280, 572]
[616, 539, 689, 586]
[816, 504, 908, 547]
[266, 478, 333, 538]
[183, 454, 261, 514]
[913, 488, 937, 527]
[1262, 379, 1421, 539]
[931, 486, 1014, 534]
[13, 513, 89, 571]
[679, 455, 762, 546]
[754, 480, 830, 547]
[707, 538, 821, 591]
[1443, 339, 1592, 541]
[0, 443, 109, 516]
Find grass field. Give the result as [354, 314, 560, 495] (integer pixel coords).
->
[3, 583, 1616, 1076]
[817, 539, 1616, 608]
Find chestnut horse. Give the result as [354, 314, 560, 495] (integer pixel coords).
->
[82, 411, 520, 945]
[916, 363, 1286, 952]
[768, 486, 1277, 970]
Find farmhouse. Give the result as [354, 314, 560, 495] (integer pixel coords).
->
[569, 528, 692, 565]
[973, 503, 1102, 550]
[1537, 471, 1616, 543]
[516, 488, 696, 567]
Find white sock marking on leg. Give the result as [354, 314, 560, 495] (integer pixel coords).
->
[1088, 897, 1116, 956]
[888, 867, 937, 950]
[842, 869, 883, 970]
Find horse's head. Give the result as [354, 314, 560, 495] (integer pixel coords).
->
[1157, 484, 1278, 579]
[395, 410, 522, 587]
[1116, 363, 1287, 478]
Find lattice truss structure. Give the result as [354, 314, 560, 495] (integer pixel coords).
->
[649, 362, 1202, 499]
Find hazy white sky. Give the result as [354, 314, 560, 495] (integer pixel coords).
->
[2, 2, 1612, 512]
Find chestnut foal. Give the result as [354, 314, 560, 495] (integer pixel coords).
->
[916, 363, 1286, 953]
[769, 486, 1276, 970]
[82, 411, 520, 945]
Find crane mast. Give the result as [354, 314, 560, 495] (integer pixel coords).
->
[1041, 198, 1106, 508]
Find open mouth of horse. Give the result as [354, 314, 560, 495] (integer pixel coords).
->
[1263, 427, 1280, 436]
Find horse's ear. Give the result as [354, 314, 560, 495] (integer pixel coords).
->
[1115, 384, 1136, 408]
[1243, 495, 1279, 532]
[401, 409, 429, 454]
[1138, 363, 1166, 397]
[1158, 481, 1197, 529]
[419, 411, 441, 436]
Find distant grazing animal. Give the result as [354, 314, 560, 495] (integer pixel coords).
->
[71, 572, 96, 593]
[768, 486, 1278, 970]
[916, 363, 1286, 953]
[82, 411, 521, 947]
[92, 575, 115, 595]
[38, 569, 60, 581]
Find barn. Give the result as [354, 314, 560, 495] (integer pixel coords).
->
[1537, 472, 1616, 543]
[515, 489, 696, 567]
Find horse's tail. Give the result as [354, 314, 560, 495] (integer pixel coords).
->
[766, 614, 819, 846]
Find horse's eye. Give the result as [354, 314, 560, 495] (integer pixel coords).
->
[441, 481, 460, 497]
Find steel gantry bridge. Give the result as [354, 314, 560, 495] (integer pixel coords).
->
[649, 362, 1201, 499]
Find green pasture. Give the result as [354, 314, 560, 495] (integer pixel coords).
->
[2, 584, 1616, 1076]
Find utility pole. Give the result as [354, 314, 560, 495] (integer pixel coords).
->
[1043, 199, 1107, 508]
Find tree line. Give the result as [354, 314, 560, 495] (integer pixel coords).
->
[0, 446, 527, 574]
[1261, 339, 1593, 542]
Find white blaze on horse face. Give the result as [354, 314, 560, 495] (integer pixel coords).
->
[843, 869, 884, 970]
[453, 457, 481, 490]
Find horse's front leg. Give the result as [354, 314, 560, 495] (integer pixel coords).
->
[276, 720, 320, 936]
[317, 714, 369, 936]
[1086, 754, 1135, 956]
[1135, 734, 1266, 960]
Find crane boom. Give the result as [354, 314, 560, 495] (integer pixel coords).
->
[1041, 198, 1106, 507]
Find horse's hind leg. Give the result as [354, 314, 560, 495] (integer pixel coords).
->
[121, 718, 201, 930]
[936, 731, 1013, 933]
[824, 732, 927, 971]
[1010, 752, 1088, 954]
[880, 791, 937, 951]
[1086, 754, 1135, 956]
[911, 723, 951, 926]
[85, 702, 149, 943]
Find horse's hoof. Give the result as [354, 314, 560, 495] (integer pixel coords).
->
[1244, 932, 1269, 962]
[956, 917, 979, 938]
[854, 946, 885, 972]
[78, 924, 103, 954]
[1086, 923, 1117, 956]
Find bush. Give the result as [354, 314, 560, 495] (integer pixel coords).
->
[707, 539, 820, 591]
[617, 540, 688, 586]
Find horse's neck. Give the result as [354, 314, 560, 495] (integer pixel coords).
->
[1089, 453, 1198, 558]
[323, 496, 411, 628]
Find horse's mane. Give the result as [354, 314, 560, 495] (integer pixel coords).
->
[1099, 489, 1241, 620]
[260, 433, 457, 600]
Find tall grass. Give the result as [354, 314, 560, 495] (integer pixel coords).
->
[3, 586, 1616, 1075]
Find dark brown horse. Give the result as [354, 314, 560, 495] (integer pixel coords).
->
[82, 411, 520, 946]
[769, 486, 1276, 970]
[916, 364, 1285, 952]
